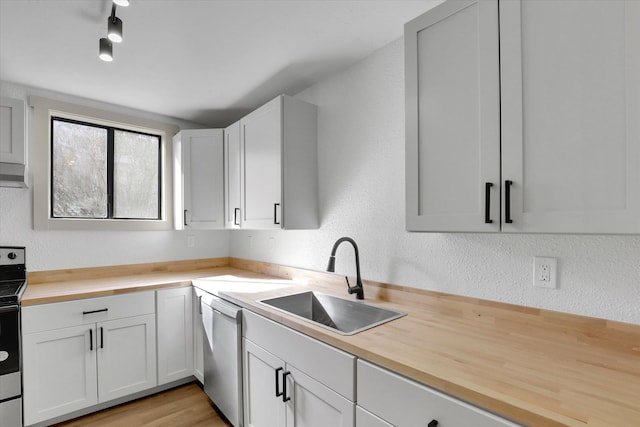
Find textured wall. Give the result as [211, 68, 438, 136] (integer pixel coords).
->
[0, 81, 230, 271]
[230, 38, 640, 324]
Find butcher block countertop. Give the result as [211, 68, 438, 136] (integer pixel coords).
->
[24, 257, 640, 427]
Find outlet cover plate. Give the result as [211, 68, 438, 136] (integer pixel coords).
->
[533, 257, 557, 289]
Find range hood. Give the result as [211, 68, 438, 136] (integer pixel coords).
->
[0, 162, 28, 188]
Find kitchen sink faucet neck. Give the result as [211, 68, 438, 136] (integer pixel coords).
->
[326, 237, 364, 300]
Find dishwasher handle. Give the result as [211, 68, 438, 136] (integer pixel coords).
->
[202, 293, 242, 320]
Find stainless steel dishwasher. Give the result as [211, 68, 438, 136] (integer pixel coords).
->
[195, 288, 243, 427]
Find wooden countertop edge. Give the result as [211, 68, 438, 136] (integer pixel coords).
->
[21, 257, 640, 427]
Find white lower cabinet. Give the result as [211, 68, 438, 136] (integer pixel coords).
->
[193, 290, 204, 383]
[357, 359, 521, 427]
[96, 314, 157, 402]
[243, 310, 355, 427]
[22, 292, 157, 426]
[156, 287, 194, 385]
[243, 339, 286, 427]
[22, 324, 98, 424]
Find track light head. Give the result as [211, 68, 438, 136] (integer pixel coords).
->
[107, 16, 123, 43]
[113, 0, 130, 6]
[99, 38, 113, 62]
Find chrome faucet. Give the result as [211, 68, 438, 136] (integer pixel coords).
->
[326, 237, 364, 300]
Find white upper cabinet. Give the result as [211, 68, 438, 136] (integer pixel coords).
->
[500, 0, 640, 233]
[224, 121, 242, 229]
[173, 129, 224, 230]
[239, 95, 318, 230]
[405, 0, 500, 232]
[0, 97, 25, 165]
[406, 0, 640, 233]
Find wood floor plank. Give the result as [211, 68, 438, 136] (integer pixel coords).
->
[54, 383, 232, 427]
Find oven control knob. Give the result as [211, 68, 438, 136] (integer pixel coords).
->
[8, 252, 17, 260]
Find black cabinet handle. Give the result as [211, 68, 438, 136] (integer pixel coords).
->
[275, 367, 284, 397]
[89, 328, 93, 351]
[274, 203, 280, 225]
[234, 208, 240, 226]
[198, 295, 203, 315]
[505, 180, 513, 223]
[282, 371, 291, 402]
[484, 182, 493, 224]
[100, 327, 104, 349]
[428, 420, 438, 427]
[83, 308, 108, 315]
[184, 209, 188, 226]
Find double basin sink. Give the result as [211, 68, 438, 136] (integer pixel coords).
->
[260, 291, 405, 335]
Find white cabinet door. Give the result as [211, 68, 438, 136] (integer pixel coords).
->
[243, 339, 286, 427]
[23, 325, 98, 425]
[193, 290, 204, 383]
[173, 129, 224, 230]
[224, 121, 242, 228]
[156, 287, 194, 385]
[405, 0, 501, 232]
[0, 97, 25, 165]
[285, 364, 354, 427]
[500, 0, 640, 233]
[97, 314, 157, 402]
[239, 95, 318, 230]
[241, 97, 283, 229]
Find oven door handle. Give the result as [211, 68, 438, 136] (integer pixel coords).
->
[0, 304, 19, 313]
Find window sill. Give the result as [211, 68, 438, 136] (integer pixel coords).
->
[34, 217, 173, 231]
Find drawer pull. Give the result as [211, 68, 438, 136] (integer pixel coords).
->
[428, 420, 438, 427]
[275, 367, 284, 397]
[282, 371, 291, 402]
[83, 308, 108, 315]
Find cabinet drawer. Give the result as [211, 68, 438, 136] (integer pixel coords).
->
[243, 310, 355, 400]
[22, 291, 155, 334]
[357, 360, 522, 427]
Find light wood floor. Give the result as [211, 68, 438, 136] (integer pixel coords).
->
[54, 383, 233, 427]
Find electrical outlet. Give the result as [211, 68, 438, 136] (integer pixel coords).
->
[533, 257, 557, 289]
[187, 235, 195, 248]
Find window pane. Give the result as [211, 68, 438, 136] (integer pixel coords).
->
[52, 120, 108, 218]
[113, 130, 160, 219]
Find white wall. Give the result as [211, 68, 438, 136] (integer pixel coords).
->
[0, 81, 229, 271]
[230, 39, 640, 325]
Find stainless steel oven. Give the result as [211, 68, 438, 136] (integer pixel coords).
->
[0, 246, 26, 427]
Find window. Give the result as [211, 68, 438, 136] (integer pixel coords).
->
[51, 117, 162, 220]
[30, 96, 177, 231]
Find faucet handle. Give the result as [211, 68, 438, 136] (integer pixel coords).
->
[345, 276, 364, 299]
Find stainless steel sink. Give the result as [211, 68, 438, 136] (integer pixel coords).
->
[259, 291, 406, 335]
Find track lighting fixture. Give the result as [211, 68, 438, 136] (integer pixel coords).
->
[98, 2, 129, 62]
[108, 16, 123, 43]
[99, 38, 113, 62]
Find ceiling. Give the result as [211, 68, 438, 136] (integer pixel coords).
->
[0, 0, 441, 127]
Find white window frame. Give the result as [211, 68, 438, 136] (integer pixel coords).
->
[30, 96, 177, 231]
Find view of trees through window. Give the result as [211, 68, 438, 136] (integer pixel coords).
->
[51, 118, 161, 220]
